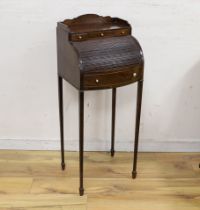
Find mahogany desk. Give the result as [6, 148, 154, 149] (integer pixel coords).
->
[56, 14, 144, 195]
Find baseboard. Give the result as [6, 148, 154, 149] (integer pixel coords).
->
[0, 138, 200, 152]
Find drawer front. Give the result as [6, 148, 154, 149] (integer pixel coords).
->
[82, 66, 143, 90]
[70, 28, 130, 42]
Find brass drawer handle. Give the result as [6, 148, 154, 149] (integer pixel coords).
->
[121, 31, 125, 35]
[133, 72, 137, 77]
[95, 79, 99, 83]
[100, 33, 104, 37]
[78, 35, 83, 40]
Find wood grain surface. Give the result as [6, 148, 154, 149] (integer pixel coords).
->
[57, 14, 144, 90]
[0, 151, 200, 210]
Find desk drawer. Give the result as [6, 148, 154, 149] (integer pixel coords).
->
[82, 66, 143, 90]
[70, 28, 131, 42]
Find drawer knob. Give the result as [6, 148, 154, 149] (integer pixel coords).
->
[121, 31, 125, 35]
[95, 79, 99, 83]
[133, 72, 137, 77]
[100, 33, 104, 37]
[78, 35, 82, 40]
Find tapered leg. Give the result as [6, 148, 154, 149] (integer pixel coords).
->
[79, 91, 84, 196]
[111, 88, 116, 156]
[58, 76, 65, 170]
[132, 80, 143, 179]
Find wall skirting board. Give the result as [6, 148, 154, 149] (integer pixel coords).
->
[0, 139, 200, 152]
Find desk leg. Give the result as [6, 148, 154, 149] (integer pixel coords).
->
[111, 88, 116, 157]
[79, 91, 84, 196]
[132, 80, 143, 179]
[58, 76, 65, 170]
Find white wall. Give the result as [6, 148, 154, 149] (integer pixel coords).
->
[0, 0, 200, 152]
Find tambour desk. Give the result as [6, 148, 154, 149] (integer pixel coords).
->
[56, 14, 144, 195]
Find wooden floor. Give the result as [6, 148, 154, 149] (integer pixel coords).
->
[0, 151, 200, 210]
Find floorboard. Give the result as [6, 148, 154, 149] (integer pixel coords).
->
[0, 151, 200, 210]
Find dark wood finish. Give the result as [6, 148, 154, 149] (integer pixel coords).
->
[56, 14, 144, 195]
[62, 14, 131, 42]
[79, 91, 84, 196]
[57, 24, 80, 89]
[57, 15, 143, 91]
[70, 28, 131, 42]
[83, 65, 143, 90]
[58, 76, 65, 170]
[73, 35, 143, 74]
[132, 80, 143, 179]
[111, 88, 116, 157]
